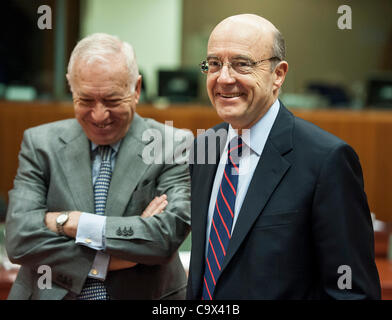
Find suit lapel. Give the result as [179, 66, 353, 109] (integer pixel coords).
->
[221, 104, 294, 275]
[105, 114, 151, 217]
[58, 121, 94, 213]
[57, 115, 151, 217]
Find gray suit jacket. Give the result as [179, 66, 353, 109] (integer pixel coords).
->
[6, 113, 191, 299]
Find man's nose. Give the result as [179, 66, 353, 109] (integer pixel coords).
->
[217, 64, 236, 84]
[91, 102, 109, 122]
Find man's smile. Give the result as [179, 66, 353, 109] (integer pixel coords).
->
[91, 121, 114, 130]
[217, 92, 243, 98]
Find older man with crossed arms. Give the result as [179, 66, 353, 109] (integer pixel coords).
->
[6, 33, 191, 300]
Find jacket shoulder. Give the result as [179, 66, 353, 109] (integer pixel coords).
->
[24, 119, 78, 137]
[293, 115, 348, 151]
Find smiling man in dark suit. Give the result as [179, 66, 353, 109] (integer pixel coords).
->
[187, 14, 380, 300]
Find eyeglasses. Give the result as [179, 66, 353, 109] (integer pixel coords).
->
[199, 56, 281, 75]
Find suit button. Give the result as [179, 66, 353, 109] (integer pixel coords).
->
[128, 227, 134, 236]
[122, 227, 127, 236]
[116, 227, 122, 236]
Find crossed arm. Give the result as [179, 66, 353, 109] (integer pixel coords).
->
[6, 126, 191, 293]
[44, 194, 168, 271]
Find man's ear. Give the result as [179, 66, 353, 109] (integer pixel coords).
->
[133, 75, 142, 103]
[66, 73, 73, 93]
[273, 61, 288, 90]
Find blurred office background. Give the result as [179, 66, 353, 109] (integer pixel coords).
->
[1, 0, 392, 107]
[1, 0, 392, 297]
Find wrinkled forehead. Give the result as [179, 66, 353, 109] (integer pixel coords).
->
[207, 18, 275, 59]
[70, 59, 132, 97]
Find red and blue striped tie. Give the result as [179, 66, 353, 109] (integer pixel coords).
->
[202, 136, 242, 300]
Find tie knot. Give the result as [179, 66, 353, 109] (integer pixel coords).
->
[228, 136, 243, 160]
[98, 145, 112, 162]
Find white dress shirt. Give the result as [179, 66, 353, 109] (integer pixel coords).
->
[205, 99, 280, 256]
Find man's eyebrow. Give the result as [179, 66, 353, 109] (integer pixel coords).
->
[77, 94, 93, 99]
[206, 54, 253, 60]
[231, 54, 252, 60]
[103, 92, 124, 99]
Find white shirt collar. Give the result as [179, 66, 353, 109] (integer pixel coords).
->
[91, 140, 122, 154]
[227, 99, 280, 156]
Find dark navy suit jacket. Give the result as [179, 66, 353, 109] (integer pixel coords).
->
[187, 103, 380, 299]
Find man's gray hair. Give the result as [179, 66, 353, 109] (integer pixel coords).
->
[67, 33, 139, 91]
[270, 29, 286, 71]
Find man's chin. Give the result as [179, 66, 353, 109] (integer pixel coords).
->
[215, 105, 243, 122]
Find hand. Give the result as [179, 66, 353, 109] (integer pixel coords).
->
[44, 211, 82, 238]
[108, 256, 138, 271]
[141, 194, 168, 218]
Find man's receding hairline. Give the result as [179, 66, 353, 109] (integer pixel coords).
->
[216, 14, 279, 35]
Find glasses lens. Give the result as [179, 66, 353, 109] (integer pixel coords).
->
[200, 61, 208, 74]
[206, 59, 221, 73]
[232, 59, 253, 74]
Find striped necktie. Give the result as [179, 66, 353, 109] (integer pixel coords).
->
[77, 145, 112, 300]
[94, 146, 113, 215]
[202, 136, 243, 300]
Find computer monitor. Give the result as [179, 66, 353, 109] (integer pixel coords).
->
[366, 78, 392, 109]
[158, 69, 199, 103]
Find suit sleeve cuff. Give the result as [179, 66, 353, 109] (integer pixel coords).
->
[88, 251, 110, 281]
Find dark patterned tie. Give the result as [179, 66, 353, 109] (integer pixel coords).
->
[77, 145, 112, 300]
[202, 136, 242, 300]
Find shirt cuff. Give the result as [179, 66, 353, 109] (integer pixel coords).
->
[75, 212, 106, 250]
[88, 251, 110, 281]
